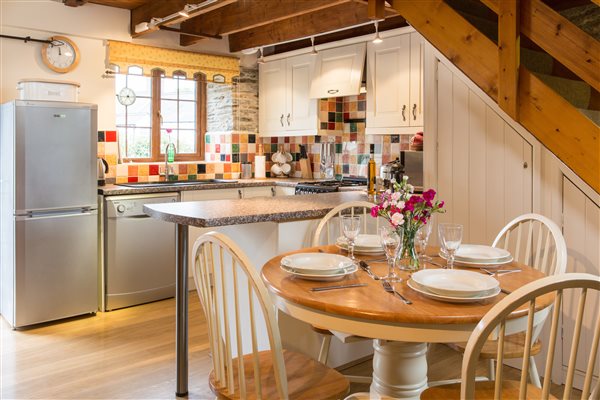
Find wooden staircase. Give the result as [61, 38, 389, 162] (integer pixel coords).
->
[378, 0, 599, 193]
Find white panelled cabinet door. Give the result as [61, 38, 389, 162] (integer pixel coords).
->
[310, 43, 366, 99]
[259, 59, 287, 135]
[366, 34, 411, 129]
[286, 54, 317, 132]
[409, 32, 424, 126]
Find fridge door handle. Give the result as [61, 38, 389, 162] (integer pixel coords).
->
[16, 209, 98, 221]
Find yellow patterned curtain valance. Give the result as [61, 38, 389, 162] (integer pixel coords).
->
[107, 40, 239, 83]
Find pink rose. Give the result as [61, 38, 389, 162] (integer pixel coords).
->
[391, 213, 404, 226]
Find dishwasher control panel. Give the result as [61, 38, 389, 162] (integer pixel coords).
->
[105, 193, 179, 218]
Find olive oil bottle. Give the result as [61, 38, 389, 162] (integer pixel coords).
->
[368, 144, 376, 196]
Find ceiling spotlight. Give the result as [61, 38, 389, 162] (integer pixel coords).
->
[134, 21, 150, 33]
[178, 4, 193, 18]
[372, 20, 383, 44]
[310, 36, 318, 56]
[257, 47, 266, 64]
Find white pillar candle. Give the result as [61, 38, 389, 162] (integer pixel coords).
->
[254, 155, 266, 179]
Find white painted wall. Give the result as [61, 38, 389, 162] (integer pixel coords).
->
[0, 0, 242, 130]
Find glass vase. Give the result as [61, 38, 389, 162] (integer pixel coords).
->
[398, 228, 420, 271]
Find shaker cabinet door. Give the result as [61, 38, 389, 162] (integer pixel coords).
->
[286, 54, 317, 133]
[310, 43, 366, 99]
[259, 59, 287, 134]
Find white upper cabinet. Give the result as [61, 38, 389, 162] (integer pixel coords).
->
[366, 32, 424, 134]
[259, 54, 317, 137]
[309, 43, 366, 99]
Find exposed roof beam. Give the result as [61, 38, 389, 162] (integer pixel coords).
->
[159, 26, 222, 40]
[131, 0, 237, 37]
[263, 15, 407, 56]
[179, 0, 354, 47]
[227, 2, 397, 52]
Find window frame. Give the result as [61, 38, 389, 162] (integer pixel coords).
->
[119, 69, 206, 163]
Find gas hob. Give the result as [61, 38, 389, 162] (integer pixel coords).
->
[294, 177, 367, 195]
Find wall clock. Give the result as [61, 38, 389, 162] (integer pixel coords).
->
[117, 87, 136, 106]
[41, 36, 80, 73]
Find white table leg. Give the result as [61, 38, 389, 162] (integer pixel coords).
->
[370, 340, 428, 399]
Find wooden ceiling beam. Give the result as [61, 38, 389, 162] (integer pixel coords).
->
[227, 2, 397, 53]
[497, 0, 520, 119]
[180, 0, 354, 47]
[368, 0, 386, 19]
[131, 0, 236, 37]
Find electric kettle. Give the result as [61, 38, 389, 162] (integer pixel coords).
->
[97, 158, 109, 186]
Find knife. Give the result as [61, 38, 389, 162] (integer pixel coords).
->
[359, 260, 381, 280]
[310, 283, 367, 292]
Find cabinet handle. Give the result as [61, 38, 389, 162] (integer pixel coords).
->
[280, 114, 284, 127]
[327, 89, 339, 94]
[238, 189, 243, 199]
[523, 162, 528, 169]
[287, 113, 291, 126]
[402, 105, 407, 121]
[271, 187, 276, 197]
[412, 104, 417, 120]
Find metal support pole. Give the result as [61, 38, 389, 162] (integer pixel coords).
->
[175, 224, 189, 397]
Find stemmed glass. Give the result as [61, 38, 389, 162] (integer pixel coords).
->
[415, 223, 433, 265]
[379, 226, 403, 282]
[438, 223, 463, 269]
[341, 215, 361, 263]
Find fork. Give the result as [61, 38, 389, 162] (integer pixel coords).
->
[382, 281, 412, 304]
[359, 260, 381, 280]
[481, 268, 521, 276]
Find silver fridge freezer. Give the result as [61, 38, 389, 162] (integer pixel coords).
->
[0, 100, 98, 328]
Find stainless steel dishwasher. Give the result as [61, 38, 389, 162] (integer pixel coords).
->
[103, 193, 179, 311]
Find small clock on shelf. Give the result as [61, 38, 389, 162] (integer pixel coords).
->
[41, 36, 80, 73]
[117, 87, 136, 106]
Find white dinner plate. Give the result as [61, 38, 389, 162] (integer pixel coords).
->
[451, 245, 511, 261]
[411, 269, 499, 297]
[336, 235, 385, 255]
[407, 279, 500, 303]
[438, 252, 513, 267]
[281, 253, 354, 275]
[280, 264, 358, 281]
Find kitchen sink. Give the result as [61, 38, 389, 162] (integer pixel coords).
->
[116, 179, 238, 188]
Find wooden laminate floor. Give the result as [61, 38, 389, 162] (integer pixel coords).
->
[0, 292, 579, 399]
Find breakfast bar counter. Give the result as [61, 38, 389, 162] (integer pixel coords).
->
[144, 191, 368, 227]
[144, 190, 371, 396]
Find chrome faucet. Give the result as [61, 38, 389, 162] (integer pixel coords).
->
[165, 143, 176, 181]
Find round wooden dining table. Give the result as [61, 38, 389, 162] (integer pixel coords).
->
[261, 245, 553, 399]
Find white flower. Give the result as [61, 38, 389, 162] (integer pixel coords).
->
[391, 213, 404, 226]
[407, 184, 414, 193]
[403, 175, 409, 182]
[382, 201, 389, 209]
[397, 201, 405, 209]
[391, 191, 402, 202]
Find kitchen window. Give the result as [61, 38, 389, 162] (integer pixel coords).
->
[115, 66, 206, 162]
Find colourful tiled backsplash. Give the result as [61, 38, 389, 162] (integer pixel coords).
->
[97, 95, 422, 183]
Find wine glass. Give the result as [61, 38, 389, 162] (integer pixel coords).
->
[415, 223, 433, 264]
[341, 215, 361, 263]
[379, 226, 404, 282]
[438, 223, 463, 269]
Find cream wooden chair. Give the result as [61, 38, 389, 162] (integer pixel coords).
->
[422, 272, 600, 399]
[192, 231, 349, 399]
[312, 201, 380, 384]
[447, 213, 568, 387]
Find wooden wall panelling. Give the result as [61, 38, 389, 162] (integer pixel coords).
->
[436, 61, 454, 229]
[518, 68, 599, 194]
[497, 0, 520, 119]
[485, 108, 508, 242]
[391, 0, 499, 100]
[562, 177, 600, 387]
[452, 73, 471, 242]
[468, 90, 487, 243]
[521, 0, 599, 92]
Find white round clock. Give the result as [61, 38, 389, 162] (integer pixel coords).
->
[41, 36, 80, 73]
[118, 87, 136, 106]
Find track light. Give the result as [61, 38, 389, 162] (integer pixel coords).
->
[257, 47, 266, 64]
[178, 4, 193, 18]
[310, 37, 318, 56]
[372, 20, 383, 44]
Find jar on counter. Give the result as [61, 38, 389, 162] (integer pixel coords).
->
[241, 162, 252, 179]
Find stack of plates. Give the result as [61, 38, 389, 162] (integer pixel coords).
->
[281, 253, 357, 281]
[336, 234, 384, 255]
[407, 269, 500, 303]
[440, 244, 513, 267]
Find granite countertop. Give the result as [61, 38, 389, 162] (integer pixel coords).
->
[98, 178, 307, 196]
[144, 191, 371, 227]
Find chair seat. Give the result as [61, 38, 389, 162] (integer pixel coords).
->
[447, 332, 542, 359]
[421, 380, 558, 399]
[209, 349, 349, 400]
